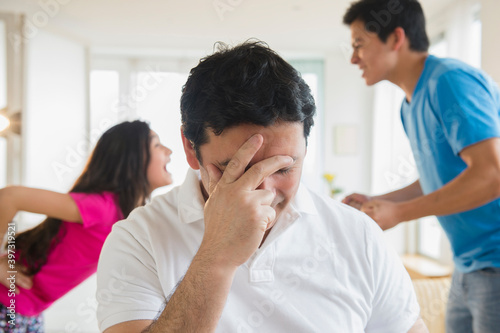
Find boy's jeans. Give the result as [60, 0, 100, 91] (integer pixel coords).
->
[446, 267, 500, 333]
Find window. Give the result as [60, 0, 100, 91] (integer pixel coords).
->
[289, 60, 325, 191]
[89, 70, 121, 131]
[469, 13, 482, 68]
[371, 80, 416, 255]
[134, 71, 189, 196]
[415, 34, 451, 261]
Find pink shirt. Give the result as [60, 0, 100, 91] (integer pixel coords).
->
[0, 192, 123, 316]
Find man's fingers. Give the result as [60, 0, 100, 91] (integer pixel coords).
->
[239, 190, 276, 229]
[206, 163, 223, 195]
[255, 189, 276, 206]
[220, 134, 263, 184]
[342, 195, 357, 204]
[361, 202, 376, 216]
[239, 155, 294, 190]
[349, 201, 363, 210]
[261, 206, 277, 230]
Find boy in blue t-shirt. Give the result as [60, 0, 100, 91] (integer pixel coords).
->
[342, 1, 500, 332]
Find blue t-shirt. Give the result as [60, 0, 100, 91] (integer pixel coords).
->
[401, 55, 500, 273]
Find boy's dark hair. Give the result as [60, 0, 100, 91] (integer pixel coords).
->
[180, 40, 316, 160]
[343, 0, 429, 52]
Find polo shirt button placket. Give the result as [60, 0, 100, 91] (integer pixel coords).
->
[249, 243, 276, 283]
[247, 208, 299, 283]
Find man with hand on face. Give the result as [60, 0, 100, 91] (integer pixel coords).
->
[342, 1, 500, 332]
[96, 41, 427, 332]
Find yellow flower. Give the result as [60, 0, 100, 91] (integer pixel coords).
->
[323, 173, 335, 183]
[323, 172, 342, 198]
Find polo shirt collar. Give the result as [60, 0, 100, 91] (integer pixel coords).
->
[177, 169, 205, 224]
[290, 182, 319, 217]
[177, 169, 319, 225]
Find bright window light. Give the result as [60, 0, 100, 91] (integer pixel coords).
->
[0, 114, 9, 132]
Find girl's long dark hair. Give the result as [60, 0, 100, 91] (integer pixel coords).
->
[14, 120, 152, 275]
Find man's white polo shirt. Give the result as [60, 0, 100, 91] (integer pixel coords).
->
[96, 169, 419, 332]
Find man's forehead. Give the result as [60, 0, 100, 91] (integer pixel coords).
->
[201, 122, 305, 166]
[206, 122, 304, 141]
[216, 155, 298, 170]
[350, 20, 374, 38]
[212, 136, 301, 160]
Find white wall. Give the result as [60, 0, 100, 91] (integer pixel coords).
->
[324, 49, 413, 255]
[24, 29, 98, 333]
[24, 30, 87, 192]
[324, 50, 374, 196]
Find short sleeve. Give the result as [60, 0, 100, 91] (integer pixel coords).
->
[96, 222, 165, 331]
[433, 69, 500, 155]
[69, 192, 123, 229]
[364, 221, 420, 333]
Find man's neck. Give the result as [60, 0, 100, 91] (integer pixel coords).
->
[389, 51, 428, 103]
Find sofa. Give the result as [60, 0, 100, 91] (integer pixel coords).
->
[412, 277, 451, 333]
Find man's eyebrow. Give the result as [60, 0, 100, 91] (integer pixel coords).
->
[216, 156, 298, 169]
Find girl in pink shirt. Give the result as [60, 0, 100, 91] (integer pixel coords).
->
[0, 120, 173, 332]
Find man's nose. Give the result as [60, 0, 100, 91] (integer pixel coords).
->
[351, 52, 359, 65]
[257, 177, 274, 191]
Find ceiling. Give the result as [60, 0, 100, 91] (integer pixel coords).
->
[0, 0, 456, 55]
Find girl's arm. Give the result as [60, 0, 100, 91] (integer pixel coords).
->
[0, 186, 82, 236]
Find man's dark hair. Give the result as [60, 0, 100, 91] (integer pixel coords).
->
[180, 40, 316, 160]
[343, 0, 429, 52]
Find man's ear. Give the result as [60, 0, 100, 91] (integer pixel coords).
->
[391, 27, 407, 51]
[181, 128, 200, 170]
